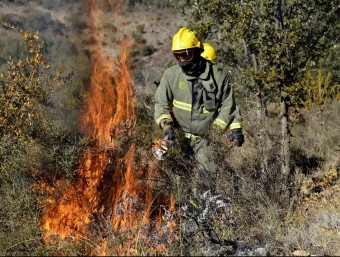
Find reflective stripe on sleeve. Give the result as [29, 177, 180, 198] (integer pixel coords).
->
[213, 118, 228, 129]
[230, 122, 242, 130]
[156, 114, 173, 126]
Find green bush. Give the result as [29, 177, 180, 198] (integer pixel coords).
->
[0, 23, 87, 256]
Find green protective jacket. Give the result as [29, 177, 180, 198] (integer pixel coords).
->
[154, 62, 242, 138]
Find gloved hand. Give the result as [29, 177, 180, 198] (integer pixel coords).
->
[161, 120, 175, 144]
[229, 128, 244, 147]
[164, 127, 175, 141]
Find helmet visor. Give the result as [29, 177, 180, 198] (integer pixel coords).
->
[173, 49, 195, 62]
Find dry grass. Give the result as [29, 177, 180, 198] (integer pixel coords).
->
[284, 168, 340, 256]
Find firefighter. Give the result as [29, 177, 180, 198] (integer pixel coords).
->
[154, 27, 244, 192]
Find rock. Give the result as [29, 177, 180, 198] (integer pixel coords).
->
[254, 247, 267, 256]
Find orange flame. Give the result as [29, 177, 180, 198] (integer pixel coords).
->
[40, 0, 137, 240]
[40, 1, 175, 253]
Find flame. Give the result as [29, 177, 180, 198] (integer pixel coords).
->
[40, 0, 136, 240]
[40, 0, 175, 253]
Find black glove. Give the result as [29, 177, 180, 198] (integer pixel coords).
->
[229, 129, 244, 147]
[164, 128, 175, 141]
[161, 120, 175, 143]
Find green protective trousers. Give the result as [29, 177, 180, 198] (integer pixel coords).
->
[189, 138, 217, 193]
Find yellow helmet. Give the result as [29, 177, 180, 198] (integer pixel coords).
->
[201, 42, 217, 64]
[172, 27, 202, 51]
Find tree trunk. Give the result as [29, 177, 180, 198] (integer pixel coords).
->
[280, 91, 290, 176]
[256, 91, 267, 174]
[252, 52, 267, 175]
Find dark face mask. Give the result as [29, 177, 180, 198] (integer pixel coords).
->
[178, 60, 202, 76]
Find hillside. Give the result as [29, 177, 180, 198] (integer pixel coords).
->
[0, 0, 184, 84]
